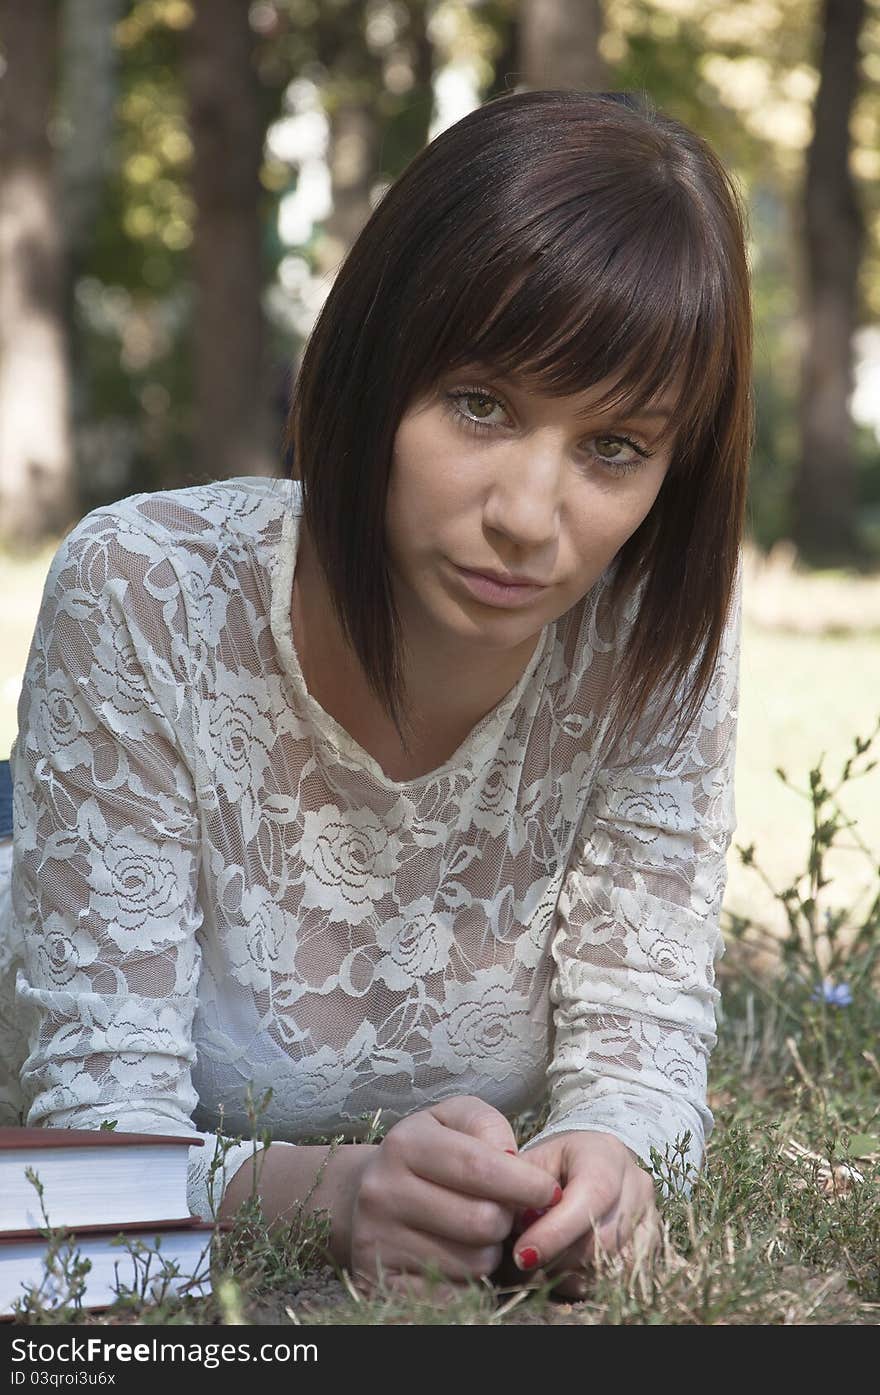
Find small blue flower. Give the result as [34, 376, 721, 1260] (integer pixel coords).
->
[811, 979, 853, 1007]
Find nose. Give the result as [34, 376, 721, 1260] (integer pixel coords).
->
[481, 434, 564, 548]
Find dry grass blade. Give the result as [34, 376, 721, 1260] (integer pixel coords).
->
[340, 1268, 364, 1305]
[490, 1285, 532, 1321]
[781, 1138, 866, 1195]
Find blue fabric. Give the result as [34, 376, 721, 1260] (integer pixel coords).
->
[0, 759, 12, 839]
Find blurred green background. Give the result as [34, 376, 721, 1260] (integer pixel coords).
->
[0, 0, 878, 555]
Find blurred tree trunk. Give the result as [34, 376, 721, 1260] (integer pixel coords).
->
[0, 0, 76, 549]
[519, 0, 607, 91]
[59, 0, 124, 495]
[313, 7, 386, 277]
[60, 0, 123, 268]
[793, 0, 866, 564]
[313, 1, 436, 278]
[317, 101, 381, 276]
[485, 0, 521, 99]
[403, 0, 436, 148]
[186, 0, 273, 481]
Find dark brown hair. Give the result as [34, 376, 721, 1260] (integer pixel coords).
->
[287, 88, 753, 759]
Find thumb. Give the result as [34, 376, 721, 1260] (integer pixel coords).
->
[428, 1094, 518, 1153]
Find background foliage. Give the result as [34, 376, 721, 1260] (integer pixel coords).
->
[0, 0, 878, 557]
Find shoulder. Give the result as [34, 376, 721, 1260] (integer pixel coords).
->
[34, 477, 300, 670]
[56, 476, 298, 566]
[41, 477, 300, 617]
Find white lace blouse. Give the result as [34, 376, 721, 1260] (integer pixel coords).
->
[0, 478, 740, 1221]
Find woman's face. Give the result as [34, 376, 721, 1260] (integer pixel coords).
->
[384, 364, 679, 660]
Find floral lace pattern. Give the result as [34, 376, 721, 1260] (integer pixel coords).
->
[0, 478, 740, 1218]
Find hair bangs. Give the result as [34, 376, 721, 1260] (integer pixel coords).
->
[418, 190, 727, 461]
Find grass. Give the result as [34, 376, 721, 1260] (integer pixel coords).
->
[727, 622, 880, 940]
[2, 542, 879, 1325]
[8, 985, 879, 1325]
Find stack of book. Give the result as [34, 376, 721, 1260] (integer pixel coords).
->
[0, 1127, 223, 1317]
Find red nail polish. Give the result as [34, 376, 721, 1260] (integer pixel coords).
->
[519, 1206, 548, 1228]
[516, 1246, 540, 1270]
[551, 1183, 563, 1206]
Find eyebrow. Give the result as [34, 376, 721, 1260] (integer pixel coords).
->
[616, 406, 674, 422]
[568, 398, 678, 438]
[567, 388, 677, 423]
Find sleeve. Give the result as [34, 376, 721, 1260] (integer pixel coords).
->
[522, 558, 742, 1191]
[7, 508, 285, 1222]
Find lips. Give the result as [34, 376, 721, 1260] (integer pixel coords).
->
[462, 568, 546, 588]
[453, 564, 546, 609]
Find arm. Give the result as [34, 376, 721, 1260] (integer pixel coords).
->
[526, 562, 741, 1179]
[217, 1140, 374, 1262]
[9, 509, 265, 1220]
[505, 562, 742, 1288]
[220, 1098, 563, 1293]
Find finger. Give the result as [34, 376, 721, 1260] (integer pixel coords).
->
[619, 1208, 662, 1278]
[530, 1229, 598, 1300]
[536, 1215, 652, 1300]
[542, 1234, 593, 1280]
[428, 1095, 518, 1152]
[512, 1168, 655, 1273]
[534, 1181, 659, 1299]
[574, 1182, 658, 1277]
[510, 1172, 620, 1271]
[361, 1169, 514, 1247]
[579, 1176, 659, 1270]
[388, 1111, 562, 1212]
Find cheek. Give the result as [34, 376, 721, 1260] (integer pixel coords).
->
[386, 435, 422, 532]
[385, 442, 451, 568]
[388, 431, 475, 543]
[571, 497, 637, 556]
[389, 418, 446, 503]
[606, 475, 666, 542]
[568, 482, 663, 580]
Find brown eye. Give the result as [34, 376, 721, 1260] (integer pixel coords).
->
[582, 433, 652, 476]
[444, 388, 508, 432]
[595, 437, 625, 459]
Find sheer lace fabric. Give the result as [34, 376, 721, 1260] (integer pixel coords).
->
[0, 478, 740, 1219]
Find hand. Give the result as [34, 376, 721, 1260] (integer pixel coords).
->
[348, 1095, 563, 1300]
[506, 1130, 660, 1299]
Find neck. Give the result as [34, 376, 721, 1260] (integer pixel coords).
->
[292, 522, 542, 754]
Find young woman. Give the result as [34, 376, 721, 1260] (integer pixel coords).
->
[0, 88, 751, 1301]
